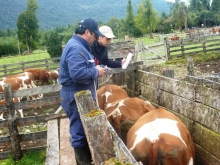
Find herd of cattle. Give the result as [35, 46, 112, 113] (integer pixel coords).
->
[97, 84, 195, 165]
[169, 27, 220, 41]
[0, 68, 59, 120]
[0, 68, 196, 164]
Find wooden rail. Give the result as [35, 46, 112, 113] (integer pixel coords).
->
[164, 34, 220, 60]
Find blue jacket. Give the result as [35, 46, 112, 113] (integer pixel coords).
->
[59, 34, 98, 98]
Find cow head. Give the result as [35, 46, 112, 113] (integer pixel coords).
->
[97, 84, 129, 110]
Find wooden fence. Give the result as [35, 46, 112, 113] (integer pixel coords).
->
[0, 57, 60, 78]
[0, 84, 61, 160]
[164, 33, 220, 60]
[125, 68, 220, 165]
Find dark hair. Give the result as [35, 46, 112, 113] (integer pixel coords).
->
[75, 24, 96, 38]
[75, 26, 86, 35]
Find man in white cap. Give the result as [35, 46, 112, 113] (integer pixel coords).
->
[91, 25, 126, 68]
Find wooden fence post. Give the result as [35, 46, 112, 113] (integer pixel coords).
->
[187, 57, 194, 76]
[202, 37, 206, 53]
[162, 69, 174, 79]
[74, 90, 114, 164]
[181, 38, 185, 56]
[3, 64, 7, 77]
[164, 37, 171, 60]
[45, 58, 49, 70]
[4, 84, 22, 160]
[21, 61, 25, 71]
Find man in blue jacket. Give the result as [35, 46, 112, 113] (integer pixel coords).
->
[59, 18, 106, 165]
[91, 25, 126, 68]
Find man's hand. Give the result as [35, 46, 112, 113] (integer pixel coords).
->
[121, 59, 126, 66]
[96, 65, 106, 77]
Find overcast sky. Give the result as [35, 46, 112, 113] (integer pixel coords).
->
[165, 0, 189, 5]
[165, 0, 213, 6]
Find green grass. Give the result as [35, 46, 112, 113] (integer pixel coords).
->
[0, 51, 50, 65]
[165, 51, 220, 65]
[135, 36, 160, 45]
[0, 150, 46, 165]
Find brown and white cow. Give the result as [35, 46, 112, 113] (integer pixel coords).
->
[0, 78, 27, 120]
[97, 84, 129, 110]
[97, 84, 156, 142]
[23, 68, 52, 86]
[0, 74, 42, 120]
[209, 27, 220, 34]
[127, 108, 195, 165]
[51, 68, 59, 85]
[169, 35, 180, 41]
[105, 98, 156, 140]
[3, 72, 37, 89]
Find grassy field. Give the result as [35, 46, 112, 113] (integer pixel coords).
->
[0, 50, 50, 65]
[0, 150, 46, 165]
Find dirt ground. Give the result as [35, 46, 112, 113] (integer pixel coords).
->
[149, 59, 220, 80]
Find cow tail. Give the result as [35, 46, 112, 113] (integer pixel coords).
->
[151, 141, 161, 165]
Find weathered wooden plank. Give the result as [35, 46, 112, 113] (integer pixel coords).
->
[0, 115, 48, 128]
[192, 122, 220, 159]
[45, 119, 59, 165]
[19, 131, 47, 141]
[12, 84, 61, 98]
[196, 85, 220, 110]
[195, 144, 220, 165]
[137, 71, 195, 100]
[0, 131, 47, 144]
[193, 102, 220, 134]
[14, 95, 60, 110]
[59, 118, 77, 165]
[74, 90, 114, 164]
[138, 82, 220, 134]
[108, 41, 135, 59]
[184, 76, 220, 91]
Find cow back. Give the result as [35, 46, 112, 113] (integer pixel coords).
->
[127, 108, 195, 165]
[97, 84, 129, 110]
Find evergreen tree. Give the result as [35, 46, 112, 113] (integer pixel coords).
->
[135, 0, 159, 38]
[17, 0, 39, 53]
[125, 0, 142, 37]
[189, 0, 202, 12]
[45, 32, 63, 58]
[211, 0, 220, 13]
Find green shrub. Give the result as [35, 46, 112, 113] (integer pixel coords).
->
[0, 43, 18, 56]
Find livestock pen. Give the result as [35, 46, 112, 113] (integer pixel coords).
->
[0, 40, 219, 165]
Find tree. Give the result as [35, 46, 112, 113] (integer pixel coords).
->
[17, 0, 39, 54]
[124, 0, 142, 37]
[135, 0, 159, 38]
[45, 32, 63, 58]
[211, 0, 220, 13]
[157, 12, 172, 33]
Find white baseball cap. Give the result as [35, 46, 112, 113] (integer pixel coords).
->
[99, 26, 116, 38]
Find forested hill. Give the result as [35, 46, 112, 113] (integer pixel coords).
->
[0, 0, 170, 30]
